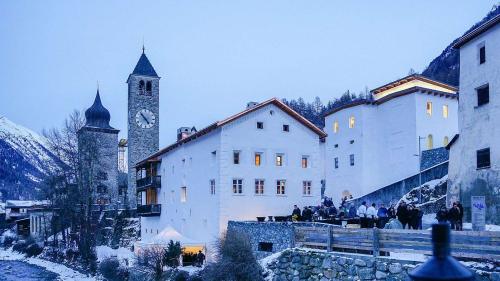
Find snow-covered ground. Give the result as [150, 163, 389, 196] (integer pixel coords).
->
[0, 248, 95, 281]
[96, 245, 134, 265]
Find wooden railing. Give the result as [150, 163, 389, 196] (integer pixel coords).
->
[294, 225, 500, 261]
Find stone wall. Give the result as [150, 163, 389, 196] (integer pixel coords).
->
[265, 249, 499, 281]
[421, 147, 449, 170]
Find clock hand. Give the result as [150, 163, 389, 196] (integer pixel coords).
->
[140, 113, 150, 124]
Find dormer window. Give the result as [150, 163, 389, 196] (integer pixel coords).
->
[146, 81, 152, 95]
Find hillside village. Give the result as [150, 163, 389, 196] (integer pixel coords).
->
[0, 3, 499, 281]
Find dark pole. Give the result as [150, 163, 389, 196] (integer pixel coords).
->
[409, 224, 474, 281]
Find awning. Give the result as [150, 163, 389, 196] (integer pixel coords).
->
[134, 226, 205, 252]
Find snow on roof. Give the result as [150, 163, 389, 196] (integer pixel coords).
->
[5, 200, 50, 208]
[140, 226, 203, 246]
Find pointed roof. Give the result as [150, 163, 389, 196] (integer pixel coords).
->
[131, 52, 158, 77]
[84, 90, 115, 129]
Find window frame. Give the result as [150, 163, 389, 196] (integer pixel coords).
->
[334, 157, 339, 169]
[303, 180, 312, 196]
[479, 45, 486, 64]
[254, 153, 262, 166]
[233, 151, 240, 165]
[301, 156, 309, 168]
[476, 148, 491, 169]
[210, 179, 216, 195]
[275, 154, 284, 166]
[349, 154, 355, 166]
[276, 179, 286, 195]
[254, 179, 265, 195]
[349, 116, 355, 129]
[426, 101, 433, 116]
[442, 105, 449, 118]
[477, 84, 489, 107]
[232, 179, 243, 194]
[333, 121, 339, 133]
[283, 124, 289, 132]
[180, 186, 187, 202]
[256, 122, 264, 129]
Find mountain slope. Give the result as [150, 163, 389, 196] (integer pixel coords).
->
[0, 116, 63, 200]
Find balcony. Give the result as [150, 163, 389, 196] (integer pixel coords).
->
[137, 204, 161, 217]
[136, 176, 161, 192]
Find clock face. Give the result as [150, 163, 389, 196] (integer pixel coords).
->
[135, 109, 156, 129]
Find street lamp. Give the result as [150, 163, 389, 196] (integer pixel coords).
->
[409, 224, 474, 281]
[414, 136, 426, 204]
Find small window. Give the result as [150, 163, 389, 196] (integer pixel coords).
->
[276, 154, 283, 166]
[334, 144, 338, 148]
[426, 102, 432, 116]
[427, 134, 433, 149]
[276, 180, 286, 195]
[349, 154, 354, 166]
[180, 187, 187, 202]
[301, 156, 308, 168]
[350, 140, 354, 144]
[139, 80, 145, 94]
[254, 153, 261, 166]
[255, 179, 264, 195]
[146, 81, 152, 94]
[477, 148, 490, 169]
[303, 181, 312, 195]
[349, 116, 355, 128]
[258, 242, 273, 252]
[479, 45, 486, 64]
[283, 124, 289, 132]
[334, 157, 339, 169]
[443, 136, 449, 146]
[257, 122, 264, 129]
[477, 85, 489, 106]
[233, 151, 240, 164]
[443, 105, 449, 118]
[333, 121, 339, 133]
[210, 179, 215, 195]
[232, 179, 243, 194]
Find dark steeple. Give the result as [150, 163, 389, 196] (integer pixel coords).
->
[131, 52, 158, 77]
[84, 89, 114, 129]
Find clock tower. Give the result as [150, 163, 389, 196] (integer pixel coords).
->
[127, 50, 160, 208]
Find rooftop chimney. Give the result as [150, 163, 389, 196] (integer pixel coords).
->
[246, 101, 259, 109]
[177, 126, 197, 141]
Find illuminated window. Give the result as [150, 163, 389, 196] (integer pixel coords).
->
[276, 180, 286, 195]
[443, 105, 448, 118]
[210, 179, 215, 195]
[255, 179, 264, 195]
[232, 179, 243, 194]
[427, 134, 433, 149]
[233, 151, 240, 164]
[443, 136, 449, 146]
[333, 121, 339, 133]
[426, 102, 432, 116]
[180, 187, 187, 202]
[303, 181, 312, 195]
[254, 153, 261, 166]
[302, 156, 308, 168]
[349, 116, 355, 128]
[276, 154, 283, 166]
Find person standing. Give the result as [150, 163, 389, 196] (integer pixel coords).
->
[348, 204, 357, 218]
[196, 250, 205, 267]
[357, 201, 368, 228]
[377, 204, 389, 228]
[366, 203, 378, 228]
[396, 202, 409, 229]
[456, 201, 464, 231]
[448, 203, 461, 231]
[436, 205, 448, 223]
[292, 205, 301, 221]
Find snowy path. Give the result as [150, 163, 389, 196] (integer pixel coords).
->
[0, 248, 96, 281]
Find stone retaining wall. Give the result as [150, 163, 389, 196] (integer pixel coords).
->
[265, 249, 499, 281]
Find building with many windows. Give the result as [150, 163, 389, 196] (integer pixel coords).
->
[447, 14, 500, 225]
[135, 98, 326, 255]
[324, 74, 458, 202]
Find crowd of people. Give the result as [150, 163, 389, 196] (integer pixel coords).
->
[291, 196, 465, 231]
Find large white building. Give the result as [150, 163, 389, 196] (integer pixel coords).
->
[323, 75, 458, 202]
[448, 14, 500, 225]
[135, 98, 326, 253]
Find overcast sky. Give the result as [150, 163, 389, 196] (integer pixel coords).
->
[0, 1, 496, 146]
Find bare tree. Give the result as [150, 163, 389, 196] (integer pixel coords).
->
[137, 246, 168, 280]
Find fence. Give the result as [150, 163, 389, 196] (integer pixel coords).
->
[294, 224, 500, 262]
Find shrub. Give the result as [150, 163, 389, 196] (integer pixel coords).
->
[173, 270, 189, 281]
[25, 243, 43, 257]
[164, 240, 182, 267]
[12, 240, 29, 253]
[99, 257, 129, 281]
[2, 234, 17, 248]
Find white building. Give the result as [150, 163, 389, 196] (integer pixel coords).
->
[135, 98, 326, 255]
[448, 14, 500, 225]
[324, 75, 458, 202]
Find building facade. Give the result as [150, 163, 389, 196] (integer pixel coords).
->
[448, 15, 500, 225]
[324, 75, 458, 202]
[135, 99, 326, 255]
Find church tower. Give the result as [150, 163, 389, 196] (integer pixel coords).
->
[127, 50, 160, 208]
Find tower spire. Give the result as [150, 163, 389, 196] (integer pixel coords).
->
[142, 37, 145, 54]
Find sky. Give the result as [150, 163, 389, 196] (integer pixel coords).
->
[0, 1, 497, 146]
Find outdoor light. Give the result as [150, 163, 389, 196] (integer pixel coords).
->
[409, 224, 474, 281]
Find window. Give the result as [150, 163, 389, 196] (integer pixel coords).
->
[443, 105, 449, 118]
[477, 85, 489, 106]
[333, 121, 339, 133]
[350, 140, 354, 144]
[427, 134, 433, 149]
[258, 242, 273, 252]
[479, 45, 486, 64]
[139, 80, 145, 94]
[257, 122, 264, 129]
[146, 81, 152, 95]
[255, 153, 261, 166]
[426, 102, 432, 116]
[349, 154, 354, 166]
[276, 154, 283, 166]
[303, 181, 312, 195]
[210, 179, 215, 195]
[334, 157, 339, 169]
[180, 187, 187, 202]
[232, 179, 243, 194]
[443, 136, 449, 146]
[349, 116, 355, 128]
[301, 156, 308, 168]
[477, 148, 490, 169]
[334, 144, 338, 148]
[233, 151, 240, 164]
[255, 179, 264, 195]
[276, 180, 286, 195]
[283, 124, 289, 132]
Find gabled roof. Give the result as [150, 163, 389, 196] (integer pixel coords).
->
[131, 53, 158, 77]
[453, 14, 500, 49]
[136, 98, 326, 167]
[371, 74, 457, 96]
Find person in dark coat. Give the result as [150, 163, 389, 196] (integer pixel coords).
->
[408, 205, 420, 230]
[396, 202, 409, 229]
[377, 204, 389, 228]
[292, 205, 301, 221]
[448, 203, 461, 230]
[387, 204, 396, 219]
[196, 250, 205, 267]
[348, 204, 357, 218]
[302, 206, 313, 222]
[456, 201, 464, 231]
[416, 206, 424, 230]
[436, 206, 448, 223]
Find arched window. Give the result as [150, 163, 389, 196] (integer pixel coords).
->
[333, 121, 339, 133]
[146, 81, 152, 95]
[139, 80, 145, 94]
[443, 136, 449, 146]
[427, 134, 433, 149]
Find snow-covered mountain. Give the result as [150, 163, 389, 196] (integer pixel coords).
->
[0, 116, 63, 200]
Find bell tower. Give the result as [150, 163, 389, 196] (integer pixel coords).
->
[127, 49, 160, 208]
